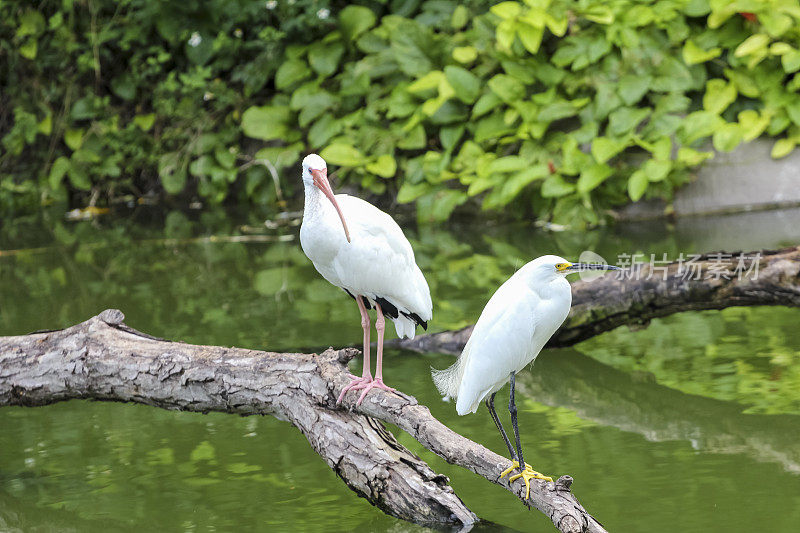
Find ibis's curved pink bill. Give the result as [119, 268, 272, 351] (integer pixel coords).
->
[310, 168, 351, 243]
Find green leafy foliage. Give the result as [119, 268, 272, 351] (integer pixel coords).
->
[3, 1, 800, 225]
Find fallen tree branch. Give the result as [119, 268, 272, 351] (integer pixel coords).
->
[0, 310, 605, 533]
[397, 246, 800, 354]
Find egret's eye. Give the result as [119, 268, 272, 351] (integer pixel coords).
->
[555, 263, 571, 271]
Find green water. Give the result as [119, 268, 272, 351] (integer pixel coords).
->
[2, 209, 800, 532]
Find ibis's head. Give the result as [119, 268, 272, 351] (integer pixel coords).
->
[302, 153, 351, 243]
[529, 254, 620, 282]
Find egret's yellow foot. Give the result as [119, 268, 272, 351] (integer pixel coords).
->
[499, 461, 553, 500]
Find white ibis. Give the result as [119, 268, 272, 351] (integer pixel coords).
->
[432, 255, 618, 498]
[299, 153, 432, 406]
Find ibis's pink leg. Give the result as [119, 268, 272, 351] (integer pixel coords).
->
[356, 303, 397, 406]
[336, 295, 373, 404]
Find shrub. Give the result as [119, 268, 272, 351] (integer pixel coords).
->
[2, 1, 800, 225]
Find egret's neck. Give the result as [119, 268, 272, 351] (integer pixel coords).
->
[536, 276, 569, 300]
[519, 264, 569, 300]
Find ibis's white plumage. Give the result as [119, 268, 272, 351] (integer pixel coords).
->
[432, 256, 573, 415]
[299, 155, 432, 339]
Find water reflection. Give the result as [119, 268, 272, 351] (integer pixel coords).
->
[2, 207, 800, 532]
[520, 349, 800, 474]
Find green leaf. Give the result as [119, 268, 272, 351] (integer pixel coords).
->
[308, 115, 342, 147]
[398, 124, 426, 149]
[490, 2, 522, 19]
[19, 39, 37, 60]
[37, 114, 52, 135]
[397, 181, 431, 203]
[111, 73, 136, 101]
[440, 125, 464, 151]
[291, 89, 336, 127]
[408, 71, 443, 95]
[583, 5, 614, 24]
[241, 106, 291, 141]
[189, 155, 215, 177]
[67, 164, 91, 190]
[451, 5, 469, 29]
[712, 123, 743, 152]
[48, 156, 71, 189]
[650, 137, 672, 160]
[681, 110, 724, 143]
[738, 110, 770, 141]
[642, 158, 671, 182]
[541, 175, 575, 197]
[320, 144, 367, 166]
[133, 114, 155, 132]
[771, 138, 796, 158]
[725, 69, 760, 98]
[576, 163, 612, 193]
[516, 22, 543, 54]
[275, 59, 311, 90]
[590, 137, 626, 163]
[453, 46, 478, 64]
[366, 155, 397, 178]
[561, 137, 590, 175]
[215, 147, 236, 169]
[17, 10, 45, 38]
[677, 147, 714, 166]
[416, 189, 467, 223]
[627, 170, 648, 201]
[618, 75, 650, 105]
[308, 41, 345, 78]
[444, 66, 481, 104]
[703, 79, 737, 114]
[472, 93, 503, 118]
[488, 156, 528, 174]
[734, 34, 770, 58]
[158, 152, 187, 194]
[682, 40, 721, 65]
[340, 6, 377, 41]
[498, 165, 549, 203]
[488, 74, 525, 103]
[545, 14, 568, 36]
[608, 107, 649, 136]
[537, 101, 577, 122]
[64, 128, 84, 151]
[779, 50, 800, 73]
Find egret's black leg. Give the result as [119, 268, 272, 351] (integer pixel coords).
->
[508, 371, 526, 471]
[485, 393, 516, 460]
[501, 371, 553, 500]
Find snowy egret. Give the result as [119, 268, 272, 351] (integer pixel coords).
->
[432, 255, 619, 498]
[299, 154, 432, 406]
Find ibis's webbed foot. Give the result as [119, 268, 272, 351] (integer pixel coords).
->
[355, 377, 397, 406]
[336, 375, 372, 405]
[500, 460, 553, 500]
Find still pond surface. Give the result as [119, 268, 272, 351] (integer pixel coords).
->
[2, 208, 800, 532]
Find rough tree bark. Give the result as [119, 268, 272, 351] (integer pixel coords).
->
[0, 310, 604, 533]
[397, 246, 800, 354]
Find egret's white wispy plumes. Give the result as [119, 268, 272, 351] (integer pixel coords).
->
[431, 254, 619, 499]
[433, 255, 574, 414]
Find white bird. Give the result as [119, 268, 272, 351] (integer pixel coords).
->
[432, 255, 618, 498]
[299, 153, 432, 406]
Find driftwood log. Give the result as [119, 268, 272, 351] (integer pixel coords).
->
[0, 310, 604, 533]
[398, 246, 800, 354]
